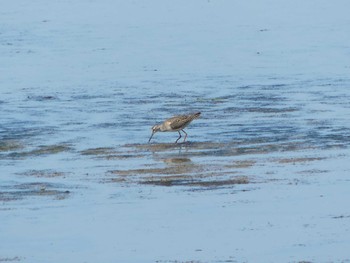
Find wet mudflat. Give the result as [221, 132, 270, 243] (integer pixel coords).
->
[1, 0, 350, 262]
[2, 79, 350, 263]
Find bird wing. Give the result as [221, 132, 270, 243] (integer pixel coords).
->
[168, 115, 193, 130]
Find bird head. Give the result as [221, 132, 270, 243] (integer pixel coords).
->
[148, 124, 161, 143]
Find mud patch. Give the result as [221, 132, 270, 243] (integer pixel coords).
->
[28, 144, 73, 155]
[331, 215, 350, 219]
[225, 160, 256, 169]
[275, 157, 326, 164]
[141, 176, 249, 189]
[131, 141, 308, 156]
[161, 157, 192, 164]
[224, 106, 299, 114]
[26, 95, 58, 101]
[0, 257, 21, 262]
[81, 147, 116, 156]
[130, 142, 191, 151]
[297, 169, 329, 175]
[105, 140, 325, 190]
[18, 169, 66, 178]
[0, 140, 24, 152]
[106, 157, 249, 190]
[0, 182, 70, 202]
[109, 163, 199, 177]
[80, 147, 144, 160]
[7, 144, 73, 159]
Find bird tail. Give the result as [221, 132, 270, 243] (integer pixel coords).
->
[192, 112, 201, 119]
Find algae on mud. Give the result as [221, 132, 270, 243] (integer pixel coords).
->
[3, 144, 73, 159]
[0, 182, 70, 202]
[0, 140, 24, 152]
[140, 176, 249, 188]
[80, 147, 144, 160]
[0, 256, 21, 262]
[17, 169, 66, 178]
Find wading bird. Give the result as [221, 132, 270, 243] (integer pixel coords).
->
[148, 112, 201, 143]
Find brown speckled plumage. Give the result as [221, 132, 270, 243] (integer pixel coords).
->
[148, 112, 201, 143]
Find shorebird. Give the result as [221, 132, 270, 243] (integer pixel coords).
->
[148, 112, 201, 143]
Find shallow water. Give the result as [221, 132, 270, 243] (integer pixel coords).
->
[1, 1, 350, 262]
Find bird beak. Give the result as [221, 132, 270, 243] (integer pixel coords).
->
[148, 131, 155, 143]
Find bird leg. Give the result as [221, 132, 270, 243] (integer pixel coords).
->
[182, 129, 188, 142]
[175, 131, 182, 143]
